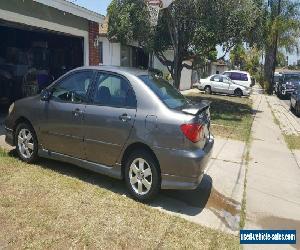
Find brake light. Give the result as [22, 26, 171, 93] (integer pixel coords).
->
[180, 123, 204, 143]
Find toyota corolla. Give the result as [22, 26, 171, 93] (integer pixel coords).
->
[5, 66, 214, 201]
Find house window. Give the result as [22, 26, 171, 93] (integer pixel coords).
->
[121, 45, 131, 67]
[99, 42, 103, 64]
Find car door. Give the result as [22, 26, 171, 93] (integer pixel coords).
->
[211, 75, 229, 93]
[210, 75, 221, 92]
[83, 71, 137, 166]
[39, 70, 95, 159]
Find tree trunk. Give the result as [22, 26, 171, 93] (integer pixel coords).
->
[264, 44, 275, 94]
[172, 54, 183, 89]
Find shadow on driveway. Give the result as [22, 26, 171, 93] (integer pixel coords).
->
[7, 149, 213, 217]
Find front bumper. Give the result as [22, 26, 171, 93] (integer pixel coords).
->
[156, 135, 214, 190]
[280, 87, 295, 96]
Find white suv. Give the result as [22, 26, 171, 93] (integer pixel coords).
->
[223, 71, 253, 88]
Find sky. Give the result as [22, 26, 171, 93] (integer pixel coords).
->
[67, 0, 111, 15]
[68, 0, 299, 65]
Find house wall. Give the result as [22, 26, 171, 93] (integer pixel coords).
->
[99, 37, 121, 66]
[180, 61, 193, 90]
[153, 51, 193, 90]
[89, 22, 100, 66]
[0, 0, 89, 31]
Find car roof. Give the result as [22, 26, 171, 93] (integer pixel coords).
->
[224, 70, 250, 74]
[74, 65, 149, 76]
[282, 72, 300, 75]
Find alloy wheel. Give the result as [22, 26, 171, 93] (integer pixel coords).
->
[129, 158, 153, 195]
[17, 128, 34, 159]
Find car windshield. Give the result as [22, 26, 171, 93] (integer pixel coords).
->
[139, 75, 189, 109]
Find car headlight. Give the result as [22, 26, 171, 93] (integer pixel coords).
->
[8, 103, 15, 115]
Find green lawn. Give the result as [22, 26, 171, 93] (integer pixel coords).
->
[0, 149, 239, 249]
[283, 134, 300, 150]
[186, 93, 253, 141]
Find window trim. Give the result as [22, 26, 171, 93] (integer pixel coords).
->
[49, 69, 96, 104]
[89, 70, 137, 109]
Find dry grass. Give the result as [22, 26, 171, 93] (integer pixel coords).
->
[0, 149, 239, 249]
[186, 93, 253, 141]
[283, 134, 300, 150]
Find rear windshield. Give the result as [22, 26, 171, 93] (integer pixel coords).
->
[139, 75, 189, 109]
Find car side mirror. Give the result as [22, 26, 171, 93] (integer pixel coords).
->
[41, 89, 52, 102]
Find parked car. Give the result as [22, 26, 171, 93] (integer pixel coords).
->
[275, 73, 300, 99]
[5, 66, 214, 201]
[290, 85, 300, 116]
[222, 70, 253, 88]
[195, 74, 251, 97]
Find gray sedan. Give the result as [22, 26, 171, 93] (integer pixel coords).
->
[5, 66, 214, 201]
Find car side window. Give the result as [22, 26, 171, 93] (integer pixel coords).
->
[212, 75, 222, 82]
[230, 72, 241, 81]
[51, 71, 94, 103]
[240, 73, 249, 81]
[223, 77, 230, 84]
[93, 72, 136, 108]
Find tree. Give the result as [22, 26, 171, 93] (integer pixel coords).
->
[230, 44, 261, 76]
[251, 0, 300, 93]
[230, 44, 247, 69]
[108, 0, 259, 89]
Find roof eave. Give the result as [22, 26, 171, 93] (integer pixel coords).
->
[33, 0, 105, 23]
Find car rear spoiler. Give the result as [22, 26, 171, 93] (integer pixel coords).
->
[181, 101, 211, 116]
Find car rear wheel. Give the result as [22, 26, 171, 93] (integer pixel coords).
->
[204, 86, 212, 95]
[125, 150, 160, 202]
[234, 89, 243, 97]
[15, 122, 39, 163]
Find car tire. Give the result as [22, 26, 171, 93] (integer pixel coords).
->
[204, 86, 212, 95]
[234, 89, 243, 97]
[124, 149, 160, 202]
[15, 122, 39, 163]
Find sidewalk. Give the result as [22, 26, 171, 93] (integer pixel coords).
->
[245, 87, 300, 250]
[266, 95, 300, 135]
[153, 136, 246, 235]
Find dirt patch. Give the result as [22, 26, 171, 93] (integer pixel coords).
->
[207, 188, 241, 231]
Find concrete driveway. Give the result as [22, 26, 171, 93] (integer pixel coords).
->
[152, 137, 246, 234]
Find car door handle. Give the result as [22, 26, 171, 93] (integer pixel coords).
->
[72, 108, 84, 117]
[119, 113, 131, 122]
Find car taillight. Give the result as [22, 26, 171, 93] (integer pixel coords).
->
[180, 123, 204, 143]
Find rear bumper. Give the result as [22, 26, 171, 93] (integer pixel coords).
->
[5, 127, 14, 146]
[156, 135, 214, 190]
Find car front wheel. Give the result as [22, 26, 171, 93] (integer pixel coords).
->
[15, 122, 39, 163]
[234, 89, 243, 97]
[204, 86, 212, 95]
[125, 150, 160, 202]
